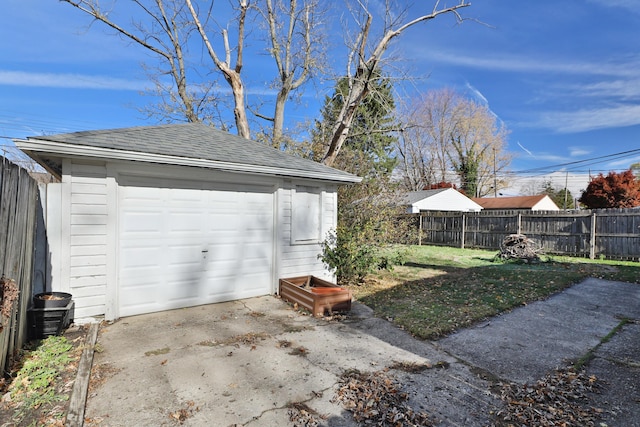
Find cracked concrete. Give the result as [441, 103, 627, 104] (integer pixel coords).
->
[82, 278, 639, 426]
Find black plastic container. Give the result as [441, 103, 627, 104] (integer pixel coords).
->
[33, 292, 72, 308]
[28, 299, 75, 339]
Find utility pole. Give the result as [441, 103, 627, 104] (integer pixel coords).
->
[493, 148, 497, 197]
[564, 171, 569, 209]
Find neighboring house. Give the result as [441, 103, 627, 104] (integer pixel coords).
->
[472, 195, 560, 211]
[405, 188, 483, 213]
[16, 123, 360, 321]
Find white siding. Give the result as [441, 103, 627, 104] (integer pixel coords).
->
[278, 181, 337, 282]
[532, 196, 560, 211]
[68, 162, 108, 318]
[47, 159, 339, 320]
[412, 189, 482, 212]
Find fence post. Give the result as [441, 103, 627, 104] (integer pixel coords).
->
[517, 213, 522, 234]
[418, 213, 422, 246]
[461, 213, 466, 249]
[589, 212, 596, 259]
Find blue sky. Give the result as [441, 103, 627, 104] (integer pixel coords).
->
[1, 0, 639, 195]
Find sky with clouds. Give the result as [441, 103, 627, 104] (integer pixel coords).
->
[1, 0, 639, 195]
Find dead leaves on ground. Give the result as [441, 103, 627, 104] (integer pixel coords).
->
[288, 402, 324, 427]
[333, 369, 433, 427]
[169, 400, 199, 424]
[495, 368, 603, 426]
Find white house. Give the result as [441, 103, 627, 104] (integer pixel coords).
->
[405, 188, 483, 213]
[472, 195, 560, 211]
[16, 123, 360, 321]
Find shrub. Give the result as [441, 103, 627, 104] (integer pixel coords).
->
[319, 227, 406, 285]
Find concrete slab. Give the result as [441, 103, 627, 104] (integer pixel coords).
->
[437, 278, 640, 383]
[587, 322, 640, 427]
[82, 279, 640, 426]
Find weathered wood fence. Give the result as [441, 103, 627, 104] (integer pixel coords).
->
[413, 208, 640, 261]
[1, 156, 39, 375]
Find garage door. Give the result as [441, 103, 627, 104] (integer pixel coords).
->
[118, 176, 274, 317]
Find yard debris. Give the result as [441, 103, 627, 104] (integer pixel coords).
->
[221, 332, 270, 347]
[495, 368, 603, 426]
[287, 402, 324, 427]
[1, 276, 19, 324]
[276, 339, 292, 348]
[168, 400, 198, 424]
[388, 361, 433, 373]
[332, 369, 433, 426]
[498, 234, 543, 263]
[289, 346, 309, 357]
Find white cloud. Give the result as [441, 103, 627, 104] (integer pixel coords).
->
[0, 70, 146, 91]
[425, 50, 640, 78]
[464, 82, 488, 105]
[569, 147, 591, 157]
[587, 0, 640, 13]
[535, 104, 640, 133]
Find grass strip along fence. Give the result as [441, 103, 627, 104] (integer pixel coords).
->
[411, 208, 640, 261]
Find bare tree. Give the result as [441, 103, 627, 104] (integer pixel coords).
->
[62, 0, 203, 123]
[61, 0, 471, 155]
[320, 0, 470, 167]
[396, 126, 439, 191]
[62, 0, 325, 141]
[397, 88, 511, 196]
[184, 0, 251, 138]
[256, 0, 326, 145]
[397, 89, 461, 190]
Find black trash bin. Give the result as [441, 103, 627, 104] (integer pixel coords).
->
[29, 292, 74, 339]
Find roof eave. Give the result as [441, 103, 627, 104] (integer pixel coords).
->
[14, 139, 362, 184]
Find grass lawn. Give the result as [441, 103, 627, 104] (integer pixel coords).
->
[351, 245, 640, 340]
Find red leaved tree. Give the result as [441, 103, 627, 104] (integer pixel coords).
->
[578, 169, 640, 208]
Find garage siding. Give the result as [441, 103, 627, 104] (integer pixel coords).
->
[53, 163, 340, 320]
[68, 161, 109, 318]
[278, 182, 337, 281]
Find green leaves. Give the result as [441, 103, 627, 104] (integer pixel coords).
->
[8, 336, 74, 422]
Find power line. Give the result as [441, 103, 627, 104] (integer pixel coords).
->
[514, 148, 640, 174]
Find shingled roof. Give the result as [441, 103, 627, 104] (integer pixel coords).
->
[15, 123, 360, 183]
[404, 188, 449, 205]
[472, 195, 558, 210]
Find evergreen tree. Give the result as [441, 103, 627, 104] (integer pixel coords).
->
[540, 181, 575, 209]
[311, 71, 398, 178]
[313, 72, 408, 284]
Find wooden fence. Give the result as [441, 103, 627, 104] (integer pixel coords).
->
[1, 156, 39, 375]
[413, 208, 640, 260]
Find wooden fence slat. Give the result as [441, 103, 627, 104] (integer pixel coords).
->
[1, 156, 39, 375]
[414, 208, 640, 261]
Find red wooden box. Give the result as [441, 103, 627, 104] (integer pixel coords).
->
[279, 276, 352, 317]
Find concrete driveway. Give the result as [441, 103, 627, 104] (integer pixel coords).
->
[83, 278, 640, 426]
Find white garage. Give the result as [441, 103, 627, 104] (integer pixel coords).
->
[16, 123, 359, 320]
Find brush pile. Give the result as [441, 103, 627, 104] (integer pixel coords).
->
[498, 234, 543, 262]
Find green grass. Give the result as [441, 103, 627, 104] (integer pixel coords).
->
[8, 336, 75, 423]
[352, 245, 639, 340]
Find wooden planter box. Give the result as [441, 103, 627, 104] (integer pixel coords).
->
[279, 276, 352, 317]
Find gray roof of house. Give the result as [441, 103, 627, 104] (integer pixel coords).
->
[18, 123, 360, 183]
[405, 188, 449, 204]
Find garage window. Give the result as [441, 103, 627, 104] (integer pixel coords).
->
[292, 186, 322, 244]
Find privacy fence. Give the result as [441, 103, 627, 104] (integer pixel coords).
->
[412, 208, 640, 261]
[1, 156, 39, 375]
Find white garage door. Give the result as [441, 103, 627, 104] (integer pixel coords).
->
[118, 176, 274, 317]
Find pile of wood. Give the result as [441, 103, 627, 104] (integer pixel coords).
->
[498, 234, 543, 262]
